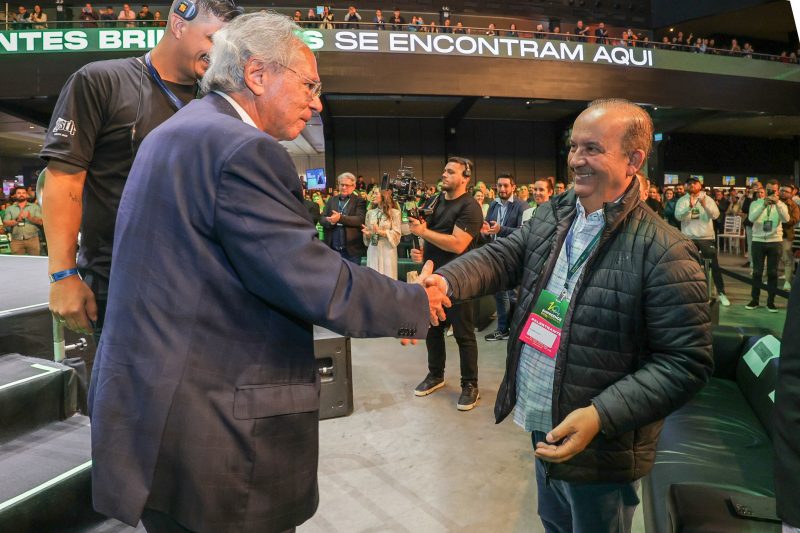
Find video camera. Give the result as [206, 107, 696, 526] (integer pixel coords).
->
[380, 162, 434, 220]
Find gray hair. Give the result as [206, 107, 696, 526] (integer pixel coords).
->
[337, 172, 356, 185]
[201, 11, 305, 94]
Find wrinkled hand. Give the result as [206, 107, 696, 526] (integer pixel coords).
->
[327, 210, 342, 224]
[410, 248, 423, 263]
[408, 217, 426, 237]
[49, 276, 97, 335]
[534, 405, 602, 463]
[417, 260, 450, 326]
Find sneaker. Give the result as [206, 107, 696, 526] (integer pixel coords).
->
[484, 330, 509, 341]
[783, 281, 792, 291]
[767, 303, 779, 313]
[457, 384, 480, 411]
[718, 293, 730, 307]
[414, 374, 445, 397]
[745, 300, 760, 310]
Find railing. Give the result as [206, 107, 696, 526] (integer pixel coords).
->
[2, 12, 796, 64]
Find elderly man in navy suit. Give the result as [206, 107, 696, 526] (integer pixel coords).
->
[88, 12, 448, 533]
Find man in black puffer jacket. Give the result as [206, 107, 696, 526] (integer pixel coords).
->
[425, 99, 713, 533]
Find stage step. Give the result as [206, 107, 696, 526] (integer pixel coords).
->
[0, 354, 79, 442]
[0, 414, 99, 532]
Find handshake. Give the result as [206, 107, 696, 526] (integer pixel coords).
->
[404, 260, 451, 346]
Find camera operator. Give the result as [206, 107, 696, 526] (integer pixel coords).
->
[746, 179, 790, 312]
[3, 186, 43, 255]
[409, 157, 484, 410]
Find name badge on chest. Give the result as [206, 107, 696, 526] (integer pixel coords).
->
[519, 289, 569, 358]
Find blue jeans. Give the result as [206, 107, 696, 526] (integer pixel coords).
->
[494, 289, 516, 332]
[532, 432, 640, 533]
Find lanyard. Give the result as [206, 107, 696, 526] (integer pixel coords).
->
[144, 52, 189, 111]
[337, 197, 351, 212]
[559, 221, 604, 300]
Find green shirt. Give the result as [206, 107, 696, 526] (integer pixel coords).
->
[3, 202, 42, 240]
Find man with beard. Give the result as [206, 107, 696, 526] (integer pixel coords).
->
[3, 186, 43, 255]
[675, 176, 731, 306]
[482, 173, 527, 341]
[409, 157, 484, 410]
[421, 99, 711, 532]
[42, 0, 242, 338]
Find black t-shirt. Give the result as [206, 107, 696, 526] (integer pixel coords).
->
[40, 56, 194, 294]
[422, 192, 484, 269]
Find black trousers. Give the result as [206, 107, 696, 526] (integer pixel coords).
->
[751, 241, 782, 305]
[425, 299, 478, 385]
[692, 239, 725, 294]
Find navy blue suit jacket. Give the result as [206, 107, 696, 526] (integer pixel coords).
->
[482, 198, 527, 243]
[88, 93, 429, 532]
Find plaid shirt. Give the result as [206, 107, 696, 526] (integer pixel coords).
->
[514, 199, 606, 433]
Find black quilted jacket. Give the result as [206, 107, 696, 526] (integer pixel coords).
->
[437, 179, 713, 483]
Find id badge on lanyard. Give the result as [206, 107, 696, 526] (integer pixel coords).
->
[519, 290, 568, 358]
[519, 222, 603, 358]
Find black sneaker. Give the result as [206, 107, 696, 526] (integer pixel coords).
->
[745, 300, 760, 310]
[457, 384, 480, 411]
[484, 330, 509, 341]
[414, 374, 445, 397]
[767, 303, 778, 313]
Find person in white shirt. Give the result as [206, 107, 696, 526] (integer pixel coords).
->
[521, 177, 553, 224]
[675, 176, 730, 306]
[745, 179, 791, 312]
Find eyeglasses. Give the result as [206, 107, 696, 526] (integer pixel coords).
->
[275, 63, 322, 100]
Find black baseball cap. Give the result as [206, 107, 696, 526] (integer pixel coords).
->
[685, 176, 701, 185]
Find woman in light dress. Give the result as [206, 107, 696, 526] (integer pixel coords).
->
[362, 190, 401, 279]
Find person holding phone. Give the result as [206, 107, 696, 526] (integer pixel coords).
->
[746, 179, 791, 311]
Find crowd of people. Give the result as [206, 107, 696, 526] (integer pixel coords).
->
[9, 2, 167, 27]
[301, 173, 800, 315]
[287, 5, 799, 61]
[7, 2, 799, 61]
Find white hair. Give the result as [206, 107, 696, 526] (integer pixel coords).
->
[201, 11, 305, 94]
[337, 172, 356, 185]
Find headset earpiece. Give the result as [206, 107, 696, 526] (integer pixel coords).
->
[174, 0, 198, 21]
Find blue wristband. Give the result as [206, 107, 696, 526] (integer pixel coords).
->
[49, 268, 80, 283]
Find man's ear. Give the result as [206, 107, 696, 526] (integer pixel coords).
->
[168, 12, 187, 39]
[243, 59, 267, 96]
[627, 149, 646, 176]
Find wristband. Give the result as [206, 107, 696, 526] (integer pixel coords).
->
[49, 268, 80, 283]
